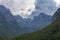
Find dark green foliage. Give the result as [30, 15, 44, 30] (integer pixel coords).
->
[0, 35, 6, 40]
[0, 36, 4, 40]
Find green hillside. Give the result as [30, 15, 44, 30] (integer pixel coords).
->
[12, 19, 60, 40]
[0, 34, 6, 40]
[0, 35, 4, 40]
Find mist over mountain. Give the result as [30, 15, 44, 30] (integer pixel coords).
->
[0, 0, 35, 18]
[30, 0, 57, 18]
[0, 0, 58, 19]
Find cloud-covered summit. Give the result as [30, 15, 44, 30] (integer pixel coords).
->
[0, 0, 35, 18]
[0, 0, 60, 18]
[30, 0, 58, 18]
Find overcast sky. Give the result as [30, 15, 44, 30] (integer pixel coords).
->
[0, 0, 60, 18]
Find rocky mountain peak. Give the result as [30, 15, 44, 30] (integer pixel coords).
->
[52, 8, 60, 21]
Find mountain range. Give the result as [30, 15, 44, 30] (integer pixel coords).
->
[12, 6, 60, 40]
[0, 5, 52, 39]
[14, 12, 52, 32]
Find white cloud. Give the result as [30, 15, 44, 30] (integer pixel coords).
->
[30, 0, 57, 18]
[0, 0, 35, 18]
[0, 0, 60, 18]
[54, 0, 60, 7]
[54, 0, 60, 5]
